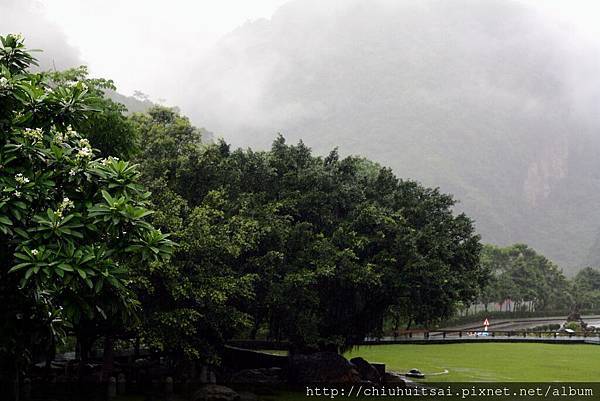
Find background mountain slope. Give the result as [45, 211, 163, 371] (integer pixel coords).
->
[179, 0, 600, 273]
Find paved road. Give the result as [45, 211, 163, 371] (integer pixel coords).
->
[363, 315, 600, 344]
[440, 315, 600, 332]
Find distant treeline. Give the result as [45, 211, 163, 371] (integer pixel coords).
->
[478, 244, 600, 313]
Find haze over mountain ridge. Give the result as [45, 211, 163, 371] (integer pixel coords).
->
[179, 0, 600, 273]
[4, 0, 600, 273]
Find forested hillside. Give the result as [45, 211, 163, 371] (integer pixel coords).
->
[4, 0, 600, 273]
[179, 0, 600, 273]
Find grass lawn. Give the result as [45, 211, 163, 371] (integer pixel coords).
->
[344, 343, 600, 382]
[110, 344, 600, 400]
[260, 343, 600, 400]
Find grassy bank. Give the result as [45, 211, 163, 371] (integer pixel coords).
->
[344, 343, 600, 382]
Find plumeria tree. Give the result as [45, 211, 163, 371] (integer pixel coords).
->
[0, 34, 173, 396]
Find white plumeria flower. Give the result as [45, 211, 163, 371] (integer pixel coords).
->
[23, 128, 43, 142]
[76, 147, 93, 159]
[59, 197, 74, 211]
[15, 174, 30, 185]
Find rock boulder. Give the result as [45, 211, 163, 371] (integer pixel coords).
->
[192, 384, 240, 401]
[288, 352, 360, 384]
[350, 357, 381, 383]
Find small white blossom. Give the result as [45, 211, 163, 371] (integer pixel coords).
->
[67, 81, 88, 91]
[31, 249, 39, 256]
[69, 169, 77, 176]
[53, 130, 66, 143]
[15, 173, 29, 185]
[13, 191, 21, 198]
[101, 156, 120, 166]
[76, 147, 93, 159]
[60, 197, 74, 211]
[23, 128, 43, 143]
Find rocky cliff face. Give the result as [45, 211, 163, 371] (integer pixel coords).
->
[524, 135, 569, 208]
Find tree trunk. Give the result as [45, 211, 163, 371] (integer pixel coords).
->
[134, 336, 140, 358]
[13, 359, 20, 401]
[250, 317, 262, 340]
[101, 336, 115, 382]
[44, 332, 56, 378]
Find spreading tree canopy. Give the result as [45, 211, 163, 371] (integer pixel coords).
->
[132, 107, 486, 354]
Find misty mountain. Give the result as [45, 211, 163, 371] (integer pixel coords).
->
[178, 0, 600, 273]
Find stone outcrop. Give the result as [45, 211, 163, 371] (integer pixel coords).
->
[349, 357, 381, 383]
[192, 384, 240, 401]
[288, 352, 360, 384]
[229, 367, 283, 384]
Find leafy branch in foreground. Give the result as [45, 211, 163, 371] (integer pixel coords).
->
[0, 34, 174, 386]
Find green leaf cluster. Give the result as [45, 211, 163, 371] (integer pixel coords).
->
[0, 34, 173, 371]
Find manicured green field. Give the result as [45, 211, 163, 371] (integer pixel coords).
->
[344, 343, 600, 382]
[259, 343, 600, 400]
[112, 344, 600, 401]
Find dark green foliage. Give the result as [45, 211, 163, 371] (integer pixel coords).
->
[2, 33, 486, 378]
[572, 267, 600, 309]
[479, 244, 571, 311]
[132, 108, 485, 354]
[0, 35, 173, 392]
[45, 66, 138, 159]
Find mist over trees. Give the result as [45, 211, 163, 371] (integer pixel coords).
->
[176, 0, 600, 273]
[0, 0, 81, 70]
[5, 0, 600, 272]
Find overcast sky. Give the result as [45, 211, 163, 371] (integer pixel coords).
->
[32, 0, 600, 102]
[40, 0, 289, 99]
